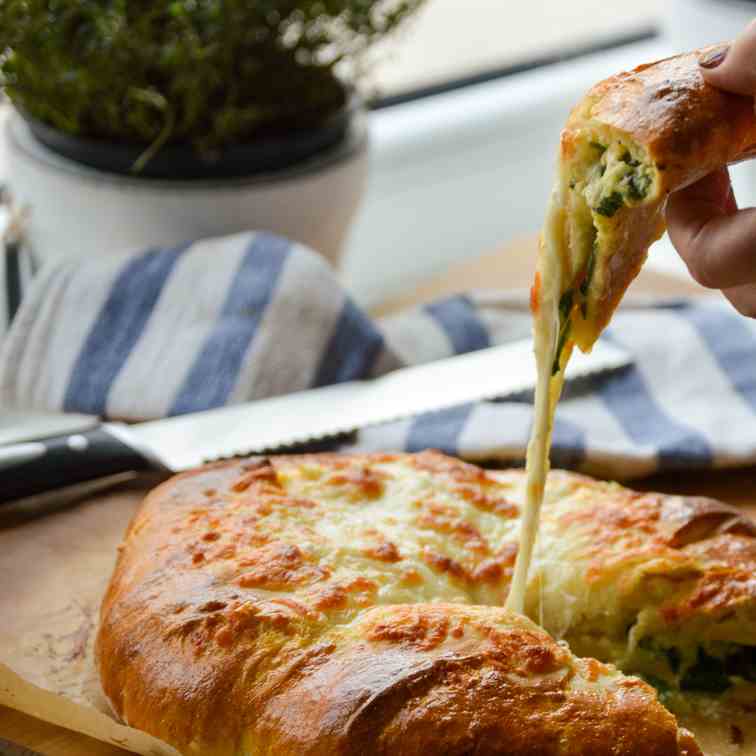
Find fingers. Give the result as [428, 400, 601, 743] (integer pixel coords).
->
[665, 167, 756, 290]
[684, 24, 756, 315]
[681, 24, 756, 315]
[699, 21, 756, 96]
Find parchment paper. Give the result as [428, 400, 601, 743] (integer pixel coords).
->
[0, 476, 179, 756]
[0, 476, 752, 756]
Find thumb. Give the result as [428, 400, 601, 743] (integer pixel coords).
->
[699, 21, 756, 96]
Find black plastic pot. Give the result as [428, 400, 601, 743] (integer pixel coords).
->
[23, 98, 358, 181]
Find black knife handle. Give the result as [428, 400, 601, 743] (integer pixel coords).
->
[0, 426, 153, 505]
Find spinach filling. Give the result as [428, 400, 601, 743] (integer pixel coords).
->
[622, 149, 651, 201]
[637, 640, 756, 695]
[588, 144, 652, 217]
[681, 649, 732, 693]
[552, 232, 598, 374]
[594, 191, 624, 217]
[554, 140, 654, 373]
[627, 171, 651, 201]
[638, 636, 681, 677]
[552, 290, 574, 375]
[725, 645, 756, 683]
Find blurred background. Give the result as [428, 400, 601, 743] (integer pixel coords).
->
[2, 0, 755, 310]
[343, 0, 756, 307]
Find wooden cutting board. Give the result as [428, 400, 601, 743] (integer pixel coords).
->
[1, 235, 753, 756]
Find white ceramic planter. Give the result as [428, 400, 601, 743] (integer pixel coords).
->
[4, 110, 368, 268]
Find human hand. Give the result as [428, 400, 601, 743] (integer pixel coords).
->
[666, 23, 756, 316]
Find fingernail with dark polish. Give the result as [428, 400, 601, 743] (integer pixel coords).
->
[699, 46, 729, 69]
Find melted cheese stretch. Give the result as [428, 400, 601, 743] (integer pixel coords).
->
[507, 127, 660, 614]
[505, 187, 568, 615]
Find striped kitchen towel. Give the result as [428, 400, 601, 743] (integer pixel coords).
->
[3, 230, 756, 480]
[0, 232, 398, 421]
[0, 189, 34, 335]
[355, 294, 756, 480]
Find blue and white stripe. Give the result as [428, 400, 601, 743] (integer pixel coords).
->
[4, 232, 756, 480]
[63, 243, 189, 416]
[352, 293, 756, 480]
[0, 232, 392, 422]
[107, 233, 252, 419]
[168, 233, 291, 415]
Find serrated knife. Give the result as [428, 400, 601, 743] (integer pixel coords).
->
[0, 339, 629, 507]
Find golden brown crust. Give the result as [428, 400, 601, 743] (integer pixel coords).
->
[253, 605, 692, 756]
[575, 46, 756, 191]
[588, 48, 756, 192]
[518, 471, 756, 632]
[559, 46, 756, 343]
[97, 452, 703, 755]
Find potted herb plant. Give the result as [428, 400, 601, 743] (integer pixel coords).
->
[0, 0, 425, 265]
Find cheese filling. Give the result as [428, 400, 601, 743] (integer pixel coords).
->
[508, 133, 657, 616]
[584, 140, 654, 216]
[509, 130, 755, 717]
[555, 137, 656, 363]
[505, 189, 566, 615]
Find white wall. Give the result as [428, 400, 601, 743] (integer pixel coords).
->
[342, 39, 668, 307]
[371, 0, 658, 94]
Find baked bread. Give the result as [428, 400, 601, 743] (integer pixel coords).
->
[97, 451, 712, 755]
[497, 468, 756, 728]
[531, 45, 756, 370]
[515, 44, 756, 636]
[519, 50, 756, 710]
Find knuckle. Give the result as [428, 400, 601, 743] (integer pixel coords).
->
[685, 252, 719, 289]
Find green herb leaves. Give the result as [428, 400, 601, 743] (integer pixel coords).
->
[634, 641, 756, 696]
[0, 0, 426, 165]
[589, 143, 654, 218]
[725, 645, 756, 684]
[628, 172, 652, 201]
[594, 191, 624, 217]
[552, 289, 574, 376]
[680, 649, 732, 694]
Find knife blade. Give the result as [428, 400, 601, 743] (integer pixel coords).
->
[0, 339, 630, 506]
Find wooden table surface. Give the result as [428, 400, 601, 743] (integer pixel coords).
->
[2, 235, 755, 755]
